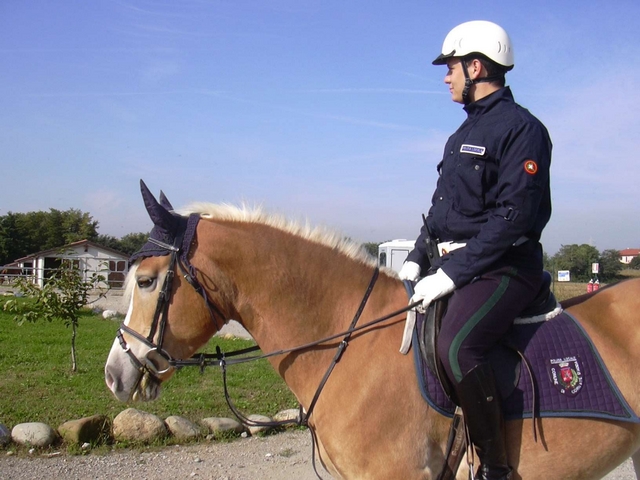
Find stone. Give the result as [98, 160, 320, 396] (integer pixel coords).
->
[0, 423, 11, 446]
[112, 408, 167, 443]
[164, 416, 202, 441]
[11, 422, 57, 447]
[102, 310, 118, 319]
[200, 417, 244, 437]
[246, 414, 273, 436]
[58, 414, 111, 445]
[273, 408, 300, 424]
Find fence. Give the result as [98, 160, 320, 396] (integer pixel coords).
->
[0, 265, 125, 289]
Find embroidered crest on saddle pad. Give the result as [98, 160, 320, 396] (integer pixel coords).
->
[549, 356, 584, 397]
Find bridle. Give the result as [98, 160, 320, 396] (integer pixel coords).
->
[116, 213, 227, 380]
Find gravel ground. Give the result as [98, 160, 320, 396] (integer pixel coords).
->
[3, 430, 320, 480]
[2, 432, 635, 480]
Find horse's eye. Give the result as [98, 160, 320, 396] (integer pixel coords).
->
[137, 276, 155, 290]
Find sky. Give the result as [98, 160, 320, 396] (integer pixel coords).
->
[1, 0, 639, 255]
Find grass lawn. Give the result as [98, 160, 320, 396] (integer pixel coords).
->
[0, 302, 297, 430]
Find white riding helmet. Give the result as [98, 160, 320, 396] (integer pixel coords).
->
[432, 20, 514, 70]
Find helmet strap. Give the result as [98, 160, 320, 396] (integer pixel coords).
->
[461, 60, 504, 104]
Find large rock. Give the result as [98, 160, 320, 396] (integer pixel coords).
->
[58, 414, 111, 445]
[11, 422, 57, 447]
[200, 417, 244, 437]
[164, 416, 202, 441]
[273, 408, 300, 424]
[112, 408, 167, 443]
[0, 423, 11, 446]
[246, 414, 273, 436]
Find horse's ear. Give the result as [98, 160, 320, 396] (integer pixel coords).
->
[139, 179, 178, 233]
[159, 190, 174, 211]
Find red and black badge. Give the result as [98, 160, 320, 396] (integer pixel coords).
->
[524, 160, 538, 175]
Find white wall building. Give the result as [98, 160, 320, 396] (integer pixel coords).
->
[10, 240, 129, 288]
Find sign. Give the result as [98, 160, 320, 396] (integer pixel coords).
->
[557, 270, 571, 282]
[592, 263, 600, 274]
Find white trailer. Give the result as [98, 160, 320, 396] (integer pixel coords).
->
[378, 239, 415, 273]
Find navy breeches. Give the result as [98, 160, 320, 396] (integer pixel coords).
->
[437, 266, 543, 384]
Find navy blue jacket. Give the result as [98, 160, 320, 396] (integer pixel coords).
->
[406, 87, 552, 286]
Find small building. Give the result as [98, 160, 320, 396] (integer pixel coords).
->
[619, 248, 640, 264]
[7, 240, 129, 288]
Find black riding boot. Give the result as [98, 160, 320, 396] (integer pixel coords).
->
[455, 363, 512, 480]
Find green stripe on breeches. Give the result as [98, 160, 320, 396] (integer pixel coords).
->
[448, 274, 511, 382]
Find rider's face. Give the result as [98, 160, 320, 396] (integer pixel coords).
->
[444, 59, 466, 104]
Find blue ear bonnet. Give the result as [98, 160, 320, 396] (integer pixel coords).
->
[130, 180, 199, 264]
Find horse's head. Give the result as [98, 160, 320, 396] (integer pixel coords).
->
[104, 181, 226, 402]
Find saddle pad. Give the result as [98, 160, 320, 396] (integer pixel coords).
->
[413, 311, 640, 423]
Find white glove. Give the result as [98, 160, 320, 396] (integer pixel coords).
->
[399, 269, 456, 354]
[411, 268, 456, 310]
[398, 261, 421, 281]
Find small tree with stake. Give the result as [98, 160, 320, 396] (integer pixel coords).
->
[3, 258, 108, 372]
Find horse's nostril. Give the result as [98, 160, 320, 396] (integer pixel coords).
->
[105, 369, 120, 393]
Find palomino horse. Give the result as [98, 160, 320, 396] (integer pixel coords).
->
[105, 183, 640, 479]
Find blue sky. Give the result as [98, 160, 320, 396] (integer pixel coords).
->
[1, 1, 639, 255]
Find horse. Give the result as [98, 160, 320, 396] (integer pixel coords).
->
[105, 183, 640, 479]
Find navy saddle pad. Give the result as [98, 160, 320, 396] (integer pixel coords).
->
[413, 311, 640, 423]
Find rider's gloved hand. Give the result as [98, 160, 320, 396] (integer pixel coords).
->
[410, 268, 456, 310]
[398, 261, 421, 281]
[399, 269, 456, 355]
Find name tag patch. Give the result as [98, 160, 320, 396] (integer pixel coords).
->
[460, 144, 486, 156]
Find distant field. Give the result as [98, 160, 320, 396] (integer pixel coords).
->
[552, 282, 590, 301]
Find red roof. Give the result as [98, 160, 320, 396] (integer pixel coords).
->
[620, 248, 640, 256]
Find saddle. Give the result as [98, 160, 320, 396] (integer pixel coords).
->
[415, 271, 558, 402]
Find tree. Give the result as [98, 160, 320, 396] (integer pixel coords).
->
[629, 256, 640, 270]
[362, 242, 380, 259]
[0, 208, 99, 265]
[3, 258, 107, 372]
[552, 244, 600, 282]
[117, 232, 149, 255]
[599, 249, 623, 281]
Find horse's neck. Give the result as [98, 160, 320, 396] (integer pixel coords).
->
[198, 219, 406, 403]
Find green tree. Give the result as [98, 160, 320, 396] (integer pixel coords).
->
[4, 258, 107, 372]
[362, 242, 380, 259]
[629, 256, 640, 270]
[0, 213, 26, 266]
[599, 249, 623, 281]
[118, 232, 149, 255]
[0, 208, 100, 265]
[552, 244, 600, 282]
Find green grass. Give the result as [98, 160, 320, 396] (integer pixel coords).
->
[0, 300, 297, 430]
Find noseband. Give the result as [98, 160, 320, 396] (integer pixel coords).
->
[116, 213, 226, 378]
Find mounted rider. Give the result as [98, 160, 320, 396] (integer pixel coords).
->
[399, 21, 552, 480]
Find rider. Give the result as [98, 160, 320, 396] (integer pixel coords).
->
[399, 21, 552, 480]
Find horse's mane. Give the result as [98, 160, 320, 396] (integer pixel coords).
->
[123, 202, 391, 303]
[178, 202, 379, 268]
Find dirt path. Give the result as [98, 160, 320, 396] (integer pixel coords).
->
[3, 429, 636, 480]
[3, 430, 322, 480]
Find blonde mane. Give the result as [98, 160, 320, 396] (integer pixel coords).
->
[178, 202, 378, 268]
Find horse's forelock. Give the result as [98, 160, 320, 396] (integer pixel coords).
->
[176, 202, 378, 267]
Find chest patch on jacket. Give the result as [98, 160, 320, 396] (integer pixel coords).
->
[460, 144, 486, 156]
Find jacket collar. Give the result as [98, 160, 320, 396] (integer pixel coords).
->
[463, 86, 514, 117]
